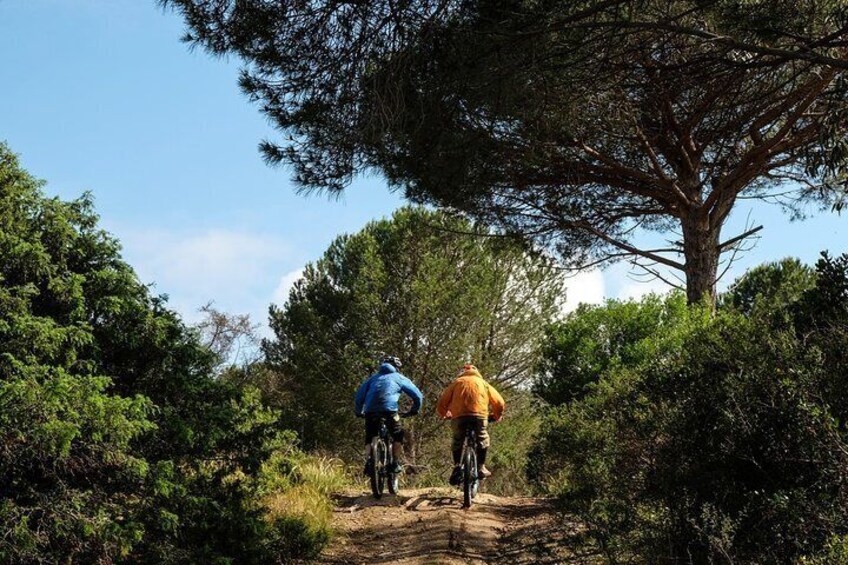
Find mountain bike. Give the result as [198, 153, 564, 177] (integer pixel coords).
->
[457, 416, 497, 508]
[367, 414, 409, 498]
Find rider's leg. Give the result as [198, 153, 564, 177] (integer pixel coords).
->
[450, 419, 465, 464]
[391, 441, 403, 463]
[390, 441, 405, 473]
[364, 416, 377, 475]
[449, 419, 466, 485]
[388, 414, 405, 472]
[476, 418, 492, 478]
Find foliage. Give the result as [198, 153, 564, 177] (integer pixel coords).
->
[721, 257, 817, 317]
[0, 145, 156, 562]
[0, 143, 328, 563]
[257, 450, 348, 561]
[800, 535, 848, 564]
[484, 390, 543, 496]
[532, 255, 848, 562]
[163, 0, 848, 304]
[535, 293, 690, 405]
[262, 207, 562, 478]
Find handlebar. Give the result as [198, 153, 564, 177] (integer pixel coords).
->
[441, 415, 502, 423]
[356, 412, 417, 419]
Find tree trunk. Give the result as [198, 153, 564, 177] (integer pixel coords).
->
[681, 215, 721, 307]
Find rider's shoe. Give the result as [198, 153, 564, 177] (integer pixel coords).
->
[449, 465, 463, 486]
[363, 460, 373, 476]
[388, 461, 403, 474]
[479, 465, 492, 479]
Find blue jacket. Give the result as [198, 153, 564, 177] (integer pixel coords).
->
[354, 363, 423, 415]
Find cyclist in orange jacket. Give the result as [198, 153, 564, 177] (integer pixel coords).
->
[436, 364, 505, 484]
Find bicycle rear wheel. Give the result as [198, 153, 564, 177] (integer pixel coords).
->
[369, 439, 386, 498]
[462, 449, 477, 508]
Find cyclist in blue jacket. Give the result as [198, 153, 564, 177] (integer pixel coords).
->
[355, 356, 423, 474]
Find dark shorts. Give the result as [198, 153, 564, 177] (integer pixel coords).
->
[364, 411, 404, 444]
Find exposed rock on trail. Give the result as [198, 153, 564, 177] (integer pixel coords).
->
[317, 488, 600, 564]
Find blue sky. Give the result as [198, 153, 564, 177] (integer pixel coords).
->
[1, 0, 844, 331]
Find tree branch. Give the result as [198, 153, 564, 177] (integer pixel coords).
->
[718, 225, 763, 251]
[572, 221, 686, 270]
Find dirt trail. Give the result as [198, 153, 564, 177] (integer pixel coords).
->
[317, 488, 601, 564]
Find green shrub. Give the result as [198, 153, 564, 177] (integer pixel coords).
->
[263, 514, 331, 562]
[486, 391, 543, 496]
[533, 256, 848, 562]
[0, 143, 331, 563]
[800, 535, 848, 564]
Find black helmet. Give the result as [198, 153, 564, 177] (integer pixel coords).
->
[381, 355, 403, 369]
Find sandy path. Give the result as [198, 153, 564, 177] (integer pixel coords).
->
[316, 488, 601, 565]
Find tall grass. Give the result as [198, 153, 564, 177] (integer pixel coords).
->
[256, 451, 349, 561]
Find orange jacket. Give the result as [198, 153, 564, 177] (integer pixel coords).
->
[436, 367, 505, 420]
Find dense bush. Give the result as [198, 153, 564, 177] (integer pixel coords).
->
[0, 144, 335, 563]
[533, 255, 848, 563]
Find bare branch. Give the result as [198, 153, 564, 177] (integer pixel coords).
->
[718, 225, 764, 252]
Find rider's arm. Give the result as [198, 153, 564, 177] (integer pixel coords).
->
[436, 382, 456, 419]
[354, 378, 371, 416]
[486, 383, 506, 420]
[399, 377, 423, 414]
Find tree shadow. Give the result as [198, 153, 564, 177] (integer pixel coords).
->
[331, 491, 415, 510]
[405, 494, 455, 511]
[492, 500, 602, 564]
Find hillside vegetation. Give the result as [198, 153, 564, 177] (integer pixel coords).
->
[0, 144, 339, 563]
[533, 257, 848, 562]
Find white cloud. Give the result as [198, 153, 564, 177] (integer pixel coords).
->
[117, 227, 291, 326]
[617, 277, 673, 301]
[560, 269, 606, 314]
[124, 229, 288, 288]
[599, 262, 677, 302]
[272, 268, 305, 307]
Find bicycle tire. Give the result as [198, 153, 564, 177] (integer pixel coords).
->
[369, 439, 386, 498]
[462, 449, 476, 508]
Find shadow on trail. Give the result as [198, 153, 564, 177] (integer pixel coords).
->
[330, 492, 412, 509]
[495, 499, 600, 564]
[320, 489, 601, 565]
